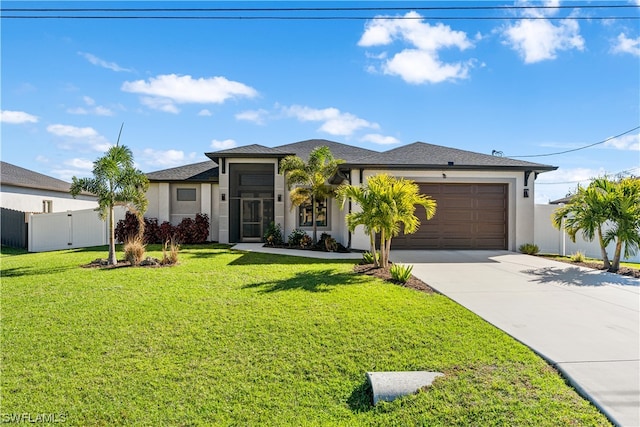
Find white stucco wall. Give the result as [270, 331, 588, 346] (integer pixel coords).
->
[1, 185, 98, 213]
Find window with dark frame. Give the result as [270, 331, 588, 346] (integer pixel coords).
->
[176, 188, 197, 202]
[298, 198, 328, 227]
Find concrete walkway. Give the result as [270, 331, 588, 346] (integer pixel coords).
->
[392, 250, 640, 427]
[232, 244, 639, 425]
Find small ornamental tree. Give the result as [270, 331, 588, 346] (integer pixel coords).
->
[553, 176, 640, 272]
[71, 144, 149, 266]
[337, 174, 436, 268]
[279, 146, 343, 243]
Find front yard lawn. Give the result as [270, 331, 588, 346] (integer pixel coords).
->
[1, 245, 610, 426]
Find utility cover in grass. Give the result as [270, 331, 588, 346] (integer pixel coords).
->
[367, 371, 444, 404]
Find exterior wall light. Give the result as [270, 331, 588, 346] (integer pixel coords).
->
[523, 188, 529, 198]
[221, 193, 226, 201]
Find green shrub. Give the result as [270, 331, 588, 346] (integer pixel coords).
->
[390, 263, 414, 283]
[263, 222, 284, 247]
[288, 229, 309, 247]
[361, 251, 380, 265]
[570, 251, 586, 263]
[518, 243, 539, 255]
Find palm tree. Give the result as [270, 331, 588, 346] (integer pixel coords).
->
[70, 144, 149, 265]
[552, 176, 640, 272]
[552, 178, 614, 269]
[604, 177, 640, 272]
[336, 183, 382, 266]
[280, 146, 343, 243]
[338, 174, 436, 268]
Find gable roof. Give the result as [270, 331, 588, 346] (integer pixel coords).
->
[275, 139, 378, 163]
[1, 161, 77, 193]
[146, 161, 219, 182]
[348, 142, 556, 172]
[205, 144, 289, 160]
[148, 139, 557, 181]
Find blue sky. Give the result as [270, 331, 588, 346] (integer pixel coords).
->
[1, 1, 639, 203]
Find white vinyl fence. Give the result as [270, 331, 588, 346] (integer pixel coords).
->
[28, 207, 127, 252]
[534, 204, 640, 263]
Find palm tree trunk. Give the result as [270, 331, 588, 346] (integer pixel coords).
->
[385, 238, 392, 267]
[610, 239, 623, 272]
[108, 205, 117, 265]
[369, 231, 378, 267]
[597, 226, 611, 270]
[380, 229, 388, 268]
[311, 196, 318, 244]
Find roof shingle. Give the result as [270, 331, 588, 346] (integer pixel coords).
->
[1, 161, 76, 193]
[146, 161, 219, 182]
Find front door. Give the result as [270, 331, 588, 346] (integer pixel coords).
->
[241, 199, 263, 242]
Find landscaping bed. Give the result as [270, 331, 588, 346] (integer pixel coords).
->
[540, 255, 640, 279]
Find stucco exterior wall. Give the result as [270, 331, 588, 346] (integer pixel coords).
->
[0, 184, 98, 213]
[344, 168, 535, 252]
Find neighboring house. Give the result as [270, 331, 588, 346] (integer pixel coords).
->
[146, 139, 557, 251]
[0, 161, 98, 213]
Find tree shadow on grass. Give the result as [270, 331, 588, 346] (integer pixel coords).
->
[1, 265, 76, 278]
[347, 378, 374, 413]
[523, 266, 640, 287]
[242, 269, 367, 293]
[229, 250, 354, 266]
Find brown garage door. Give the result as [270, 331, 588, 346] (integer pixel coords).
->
[392, 183, 508, 249]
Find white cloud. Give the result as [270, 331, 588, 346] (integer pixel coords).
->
[502, 18, 584, 63]
[46, 124, 111, 152]
[94, 106, 113, 116]
[140, 96, 180, 114]
[140, 148, 197, 168]
[51, 168, 90, 181]
[121, 74, 258, 113]
[198, 109, 212, 117]
[361, 133, 400, 145]
[612, 33, 640, 56]
[604, 133, 640, 151]
[78, 52, 132, 72]
[282, 105, 379, 136]
[67, 96, 114, 116]
[0, 110, 38, 124]
[235, 109, 269, 125]
[359, 12, 474, 84]
[64, 158, 94, 171]
[535, 167, 607, 204]
[211, 139, 237, 150]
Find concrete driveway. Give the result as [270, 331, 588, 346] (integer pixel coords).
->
[392, 250, 640, 427]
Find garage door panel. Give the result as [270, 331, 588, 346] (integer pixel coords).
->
[393, 183, 508, 250]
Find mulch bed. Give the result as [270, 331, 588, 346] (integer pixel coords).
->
[353, 264, 435, 294]
[544, 258, 640, 279]
[82, 258, 171, 269]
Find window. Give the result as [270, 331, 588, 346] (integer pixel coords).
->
[42, 200, 53, 213]
[298, 198, 328, 227]
[176, 188, 197, 201]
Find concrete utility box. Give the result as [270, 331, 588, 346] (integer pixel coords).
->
[366, 371, 444, 404]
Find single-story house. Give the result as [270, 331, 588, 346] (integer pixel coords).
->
[145, 139, 556, 251]
[0, 161, 98, 213]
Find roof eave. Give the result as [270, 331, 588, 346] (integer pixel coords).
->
[340, 164, 558, 172]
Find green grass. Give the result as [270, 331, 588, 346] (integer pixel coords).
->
[1, 245, 610, 426]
